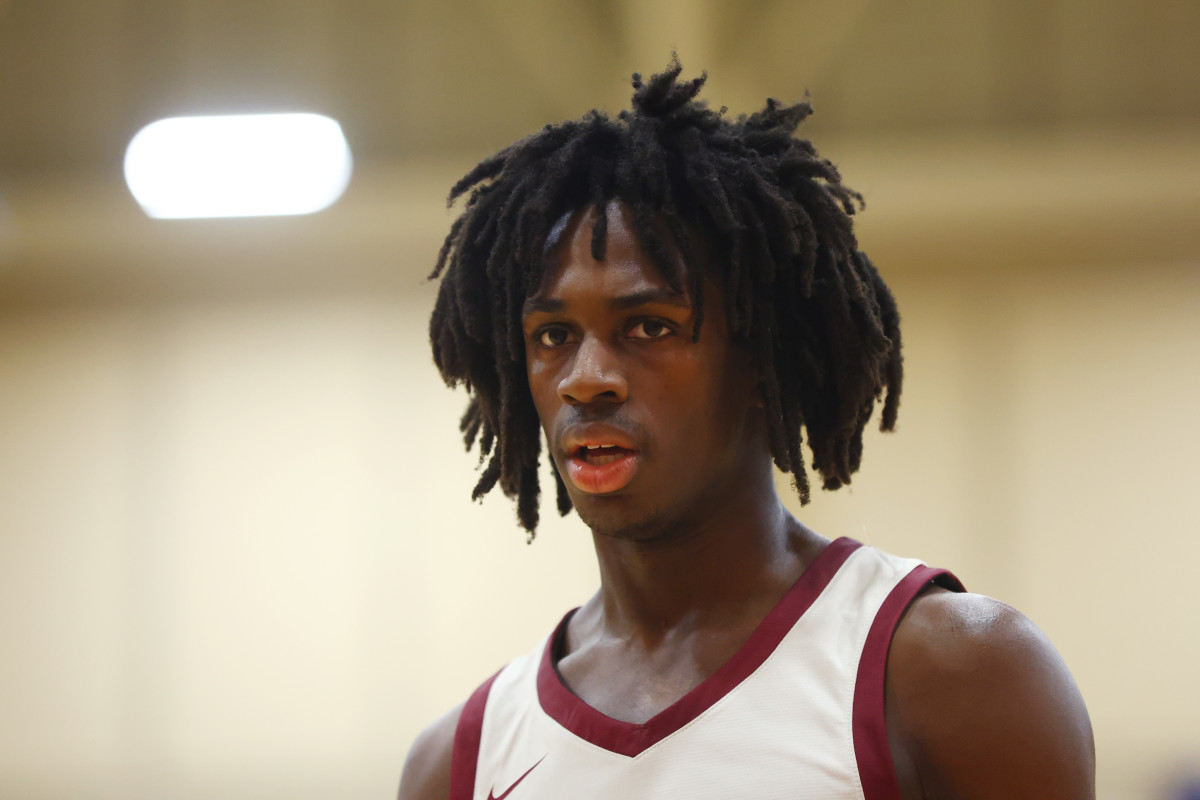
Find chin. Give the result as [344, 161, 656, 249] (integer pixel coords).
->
[572, 494, 638, 536]
[572, 492, 685, 543]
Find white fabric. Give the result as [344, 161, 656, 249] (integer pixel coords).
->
[472, 545, 920, 800]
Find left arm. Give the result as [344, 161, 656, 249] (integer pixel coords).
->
[886, 590, 1096, 800]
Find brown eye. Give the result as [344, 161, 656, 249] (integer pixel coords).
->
[538, 327, 571, 347]
[631, 319, 671, 339]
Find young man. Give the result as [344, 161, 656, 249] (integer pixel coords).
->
[401, 60, 1094, 799]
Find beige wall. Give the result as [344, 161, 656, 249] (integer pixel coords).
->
[2, 2, 1199, 799]
[2, 188, 1198, 799]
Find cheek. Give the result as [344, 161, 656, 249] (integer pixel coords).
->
[635, 357, 714, 428]
[683, 350, 757, 429]
[526, 359, 560, 426]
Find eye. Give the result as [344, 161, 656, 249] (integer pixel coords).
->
[536, 327, 572, 347]
[629, 319, 673, 339]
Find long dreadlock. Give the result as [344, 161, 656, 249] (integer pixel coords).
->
[429, 57, 902, 539]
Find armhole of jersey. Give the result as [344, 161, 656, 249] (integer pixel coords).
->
[853, 565, 965, 800]
[448, 670, 500, 800]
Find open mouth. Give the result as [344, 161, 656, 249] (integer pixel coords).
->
[566, 444, 640, 495]
[576, 444, 634, 465]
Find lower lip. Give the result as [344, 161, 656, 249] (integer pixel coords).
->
[566, 451, 640, 495]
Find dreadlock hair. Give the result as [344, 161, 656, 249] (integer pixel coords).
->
[429, 57, 903, 539]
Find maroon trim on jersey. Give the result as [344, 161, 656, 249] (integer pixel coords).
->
[536, 536, 864, 757]
[449, 670, 501, 800]
[853, 565, 965, 800]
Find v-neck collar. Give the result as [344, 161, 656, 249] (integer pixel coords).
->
[535, 536, 862, 757]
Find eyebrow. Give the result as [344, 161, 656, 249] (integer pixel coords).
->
[522, 288, 691, 317]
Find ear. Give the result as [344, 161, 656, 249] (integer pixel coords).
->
[741, 345, 766, 409]
[751, 383, 767, 409]
[741, 348, 767, 410]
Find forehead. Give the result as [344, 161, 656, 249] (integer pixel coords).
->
[528, 203, 688, 305]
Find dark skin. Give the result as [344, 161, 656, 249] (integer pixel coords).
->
[399, 203, 1095, 799]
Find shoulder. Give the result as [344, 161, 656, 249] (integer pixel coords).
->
[397, 703, 463, 800]
[885, 588, 1095, 800]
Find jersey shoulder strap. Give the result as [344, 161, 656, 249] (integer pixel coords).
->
[854, 564, 964, 800]
[448, 669, 500, 800]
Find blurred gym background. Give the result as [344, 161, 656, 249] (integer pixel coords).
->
[1, 1, 1197, 798]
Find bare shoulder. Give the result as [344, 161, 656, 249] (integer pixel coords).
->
[886, 589, 1095, 800]
[396, 703, 463, 800]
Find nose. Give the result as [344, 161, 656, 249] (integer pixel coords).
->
[558, 335, 628, 405]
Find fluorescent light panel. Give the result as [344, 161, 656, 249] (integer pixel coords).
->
[124, 113, 353, 219]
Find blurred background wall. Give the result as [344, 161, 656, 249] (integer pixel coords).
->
[1, 1, 1198, 798]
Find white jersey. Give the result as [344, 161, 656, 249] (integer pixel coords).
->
[448, 538, 962, 800]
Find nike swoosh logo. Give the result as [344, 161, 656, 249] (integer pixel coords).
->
[486, 755, 546, 800]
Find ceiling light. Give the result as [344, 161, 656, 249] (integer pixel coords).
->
[123, 113, 353, 219]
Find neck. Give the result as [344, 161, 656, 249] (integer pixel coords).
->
[587, 468, 825, 643]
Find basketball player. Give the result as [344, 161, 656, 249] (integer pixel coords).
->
[399, 60, 1095, 799]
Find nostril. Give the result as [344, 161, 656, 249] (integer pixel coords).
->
[558, 370, 626, 404]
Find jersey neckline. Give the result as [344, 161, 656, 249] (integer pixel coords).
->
[535, 536, 863, 757]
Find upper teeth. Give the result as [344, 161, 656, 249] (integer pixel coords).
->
[586, 444, 616, 449]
